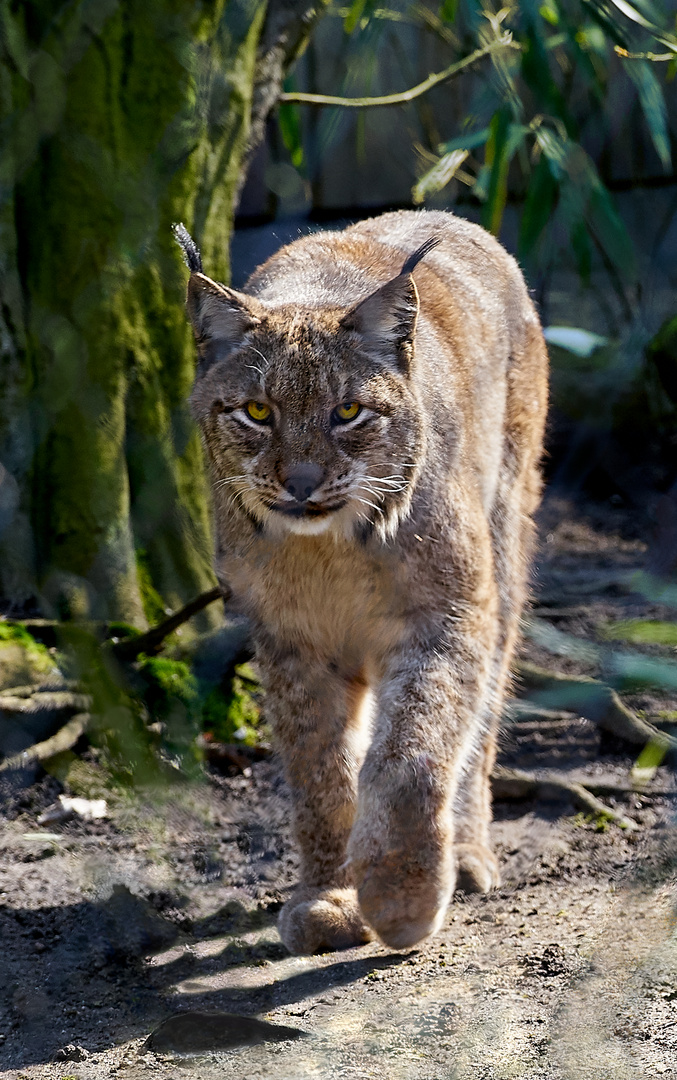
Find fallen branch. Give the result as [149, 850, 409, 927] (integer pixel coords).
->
[0, 691, 91, 716]
[0, 713, 90, 773]
[491, 766, 641, 829]
[0, 680, 81, 698]
[112, 586, 227, 662]
[514, 660, 677, 751]
[279, 35, 518, 108]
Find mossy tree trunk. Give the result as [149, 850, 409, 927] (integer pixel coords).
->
[0, 0, 324, 625]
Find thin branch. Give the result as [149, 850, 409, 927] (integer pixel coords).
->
[112, 586, 227, 663]
[615, 46, 675, 60]
[279, 35, 519, 108]
[491, 766, 642, 830]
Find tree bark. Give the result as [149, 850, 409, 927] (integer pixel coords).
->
[0, 0, 325, 624]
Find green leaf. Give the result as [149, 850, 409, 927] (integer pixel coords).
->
[624, 58, 671, 169]
[631, 738, 666, 784]
[588, 0, 677, 52]
[481, 108, 512, 235]
[521, 10, 568, 118]
[278, 101, 305, 171]
[583, 0, 630, 48]
[439, 0, 458, 23]
[519, 155, 558, 259]
[344, 0, 371, 34]
[587, 179, 637, 282]
[601, 619, 677, 645]
[571, 218, 592, 282]
[610, 651, 677, 691]
[438, 127, 490, 155]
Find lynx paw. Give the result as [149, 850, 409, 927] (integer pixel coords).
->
[278, 886, 374, 955]
[353, 851, 453, 950]
[455, 843, 500, 893]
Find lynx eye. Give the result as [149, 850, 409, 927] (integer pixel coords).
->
[245, 401, 272, 423]
[333, 402, 361, 424]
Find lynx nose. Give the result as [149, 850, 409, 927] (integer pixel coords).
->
[282, 463, 325, 503]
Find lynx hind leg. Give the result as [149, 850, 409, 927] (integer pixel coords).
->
[278, 886, 374, 954]
[454, 724, 501, 894]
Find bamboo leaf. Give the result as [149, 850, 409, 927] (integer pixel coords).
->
[623, 58, 672, 169]
[572, 219, 592, 283]
[278, 101, 305, 170]
[481, 108, 512, 235]
[519, 154, 558, 259]
[438, 127, 490, 155]
[438, 0, 458, 23]
[344, 0, 371, 34]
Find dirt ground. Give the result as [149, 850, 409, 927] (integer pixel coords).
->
[1, 493, 676, 1080]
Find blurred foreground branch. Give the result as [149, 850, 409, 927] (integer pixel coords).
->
[515, 660, 677, 751]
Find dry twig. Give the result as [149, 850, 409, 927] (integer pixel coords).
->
[491, 765, 642, 829]
[112, 586, 227, 662]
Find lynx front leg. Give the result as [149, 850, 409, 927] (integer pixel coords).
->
[348, 626, 498, 950]
[257, 649, 374, 954]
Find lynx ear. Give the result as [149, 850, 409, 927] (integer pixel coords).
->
[342, 275, 419, 367]
[186, 273, 262, 350]
[341, 237, 439, 370]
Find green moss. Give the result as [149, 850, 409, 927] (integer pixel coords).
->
[201, 666, 262, 745]
[136, 655, 199, 717]
[0, 621, 55, 688]
[135, 549, 168, 626]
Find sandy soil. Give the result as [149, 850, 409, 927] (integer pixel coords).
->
[1, 494, 676, 1080]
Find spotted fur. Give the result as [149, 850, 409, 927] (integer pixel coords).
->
[184, 209, 548, 953]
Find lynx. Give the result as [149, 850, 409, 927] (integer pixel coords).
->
[177, 210, 548, 954]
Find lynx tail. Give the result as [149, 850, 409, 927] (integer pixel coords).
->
[400, 236, 440, 277]
[173, 223, 203, 274]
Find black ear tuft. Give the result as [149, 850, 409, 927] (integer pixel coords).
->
[173, 223, 203, 274]
[400, 237, 440, 277]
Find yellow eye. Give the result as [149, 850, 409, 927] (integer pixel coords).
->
[333, 401, 361, 423]
[246, 401, 272, 423]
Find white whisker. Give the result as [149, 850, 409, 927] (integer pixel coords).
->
[247, 346, 270, 367]
[213, 474, 249, 489]
[354, 495, 383, 515]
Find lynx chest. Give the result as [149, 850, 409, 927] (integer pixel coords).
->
[221, 534, 409, 665]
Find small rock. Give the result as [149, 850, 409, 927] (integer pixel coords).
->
[53, 1044, 90, 1063]
[144, 1011, 306, 1054]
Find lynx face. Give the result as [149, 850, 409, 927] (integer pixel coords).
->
[189, 277, 425, 540]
